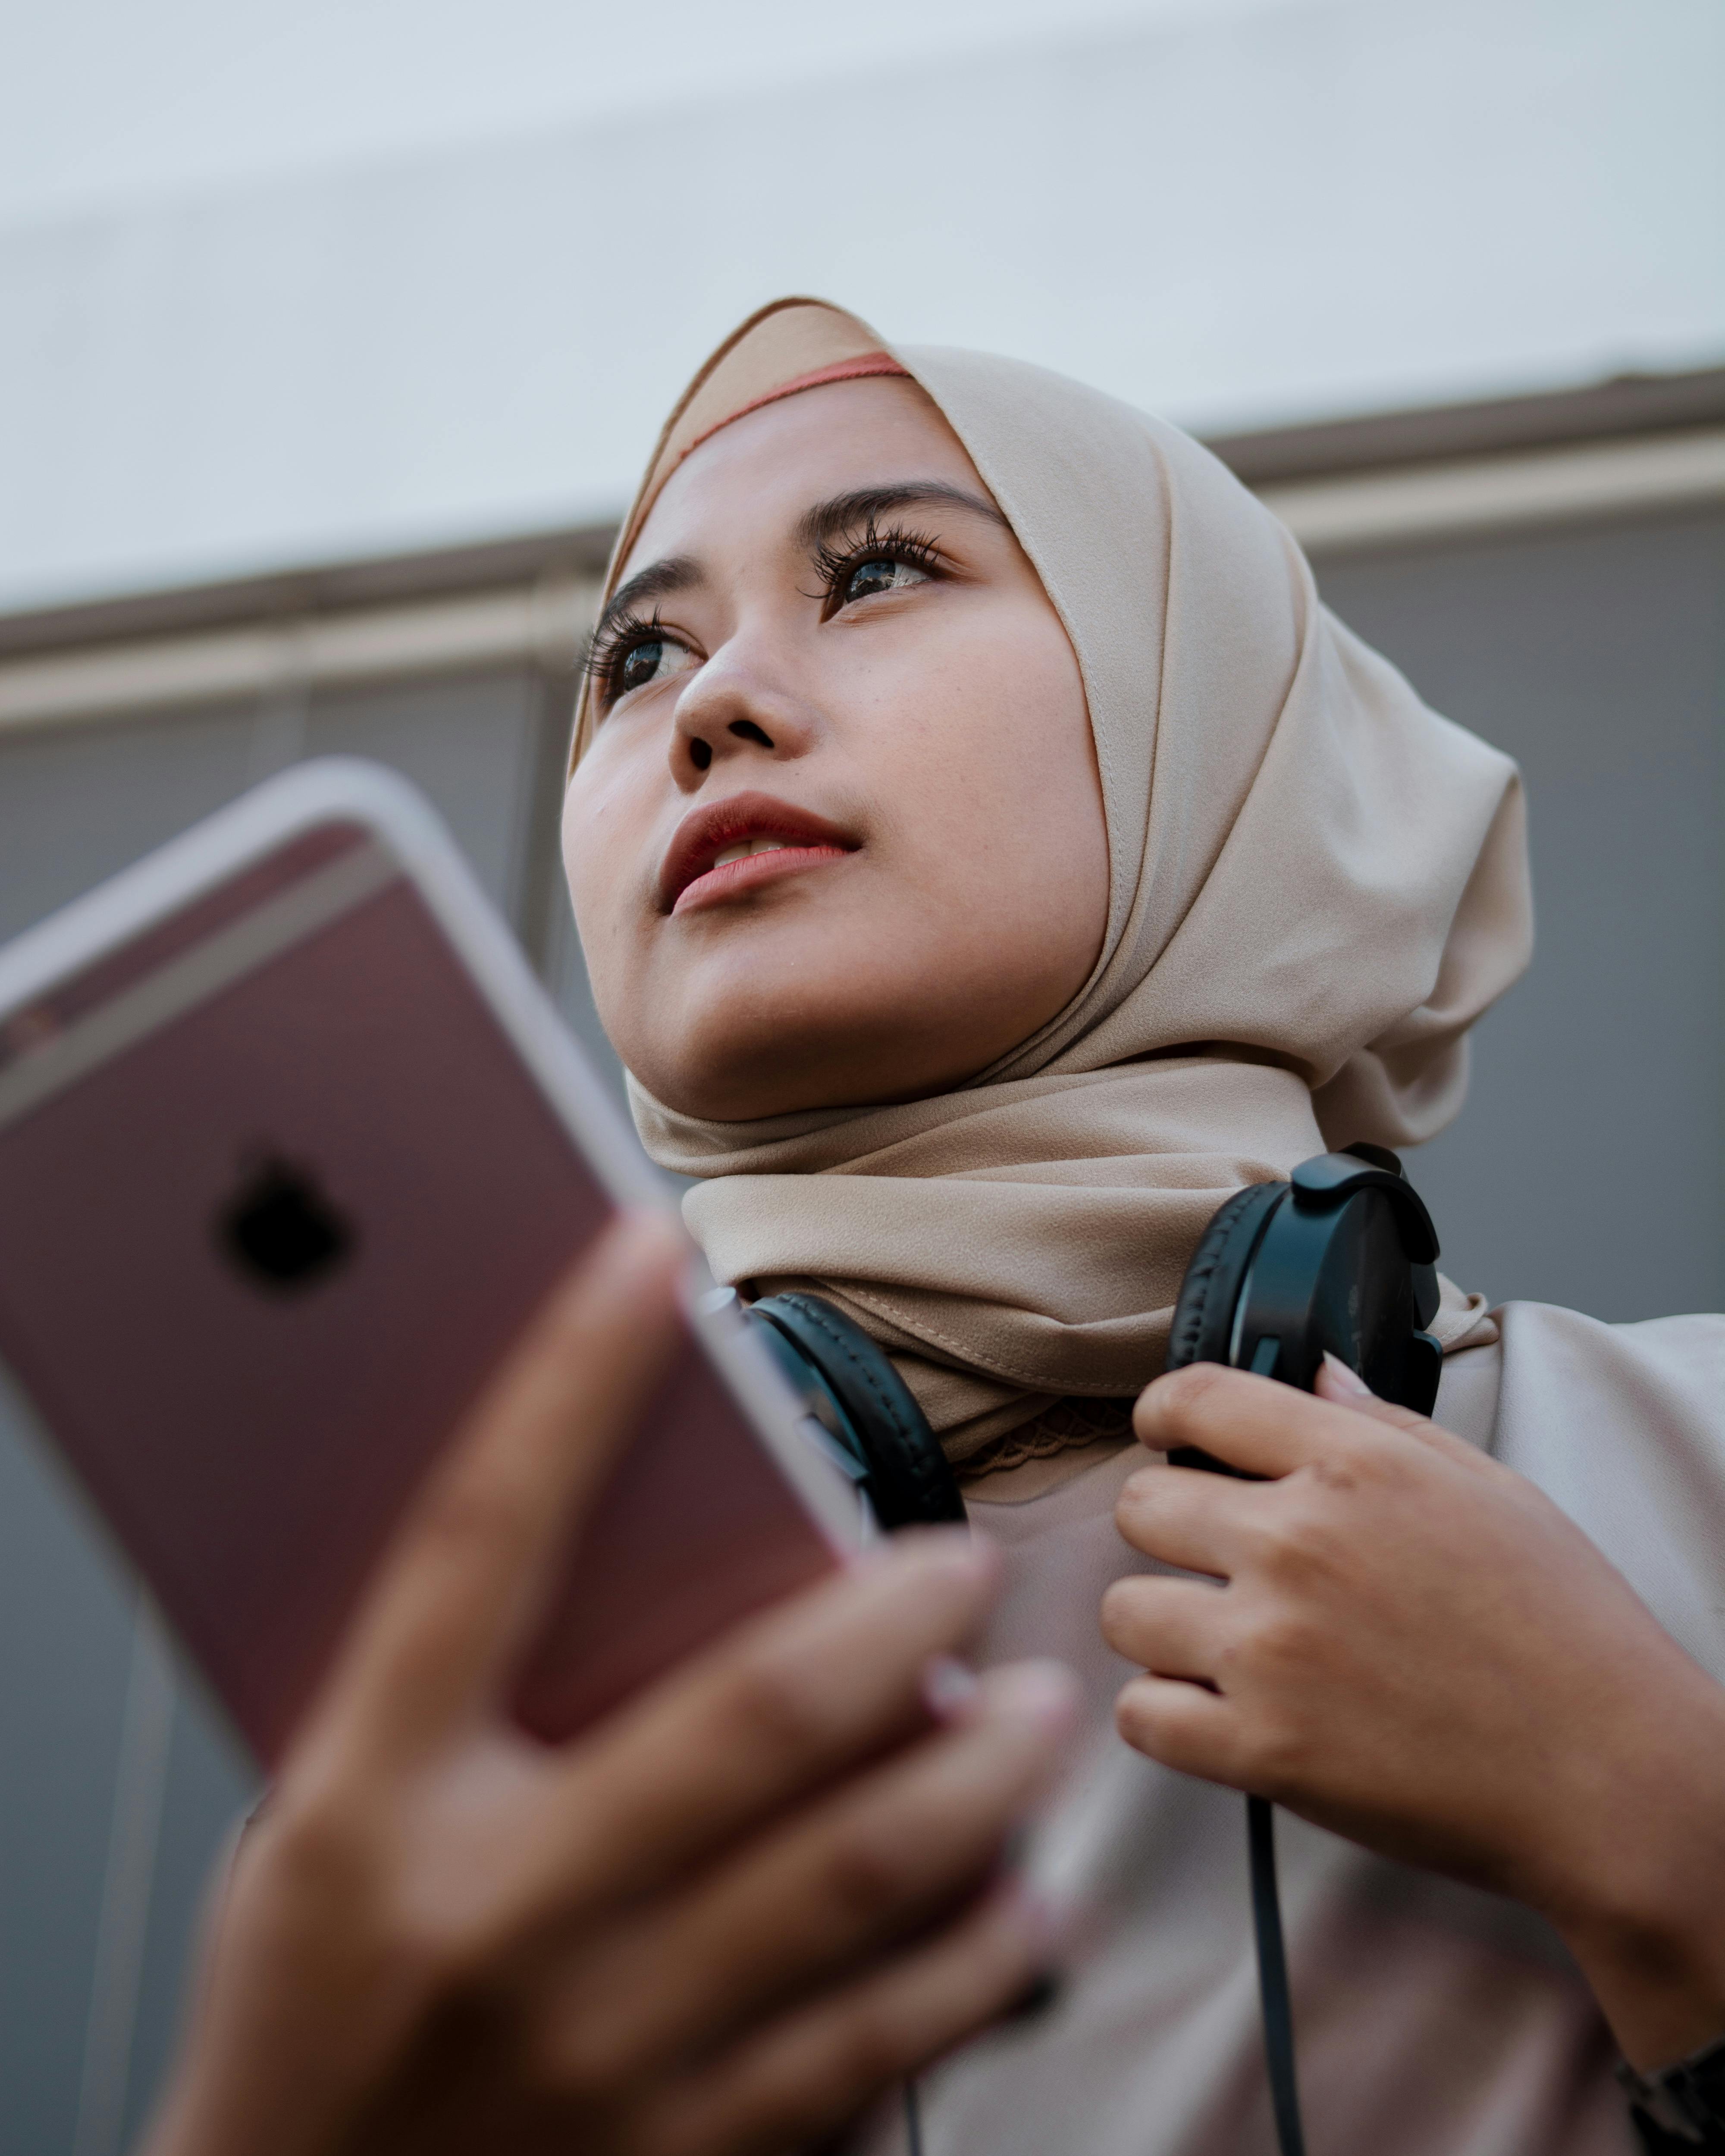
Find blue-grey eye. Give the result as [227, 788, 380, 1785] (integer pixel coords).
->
[617, 636, 696, 696]
[842, 555, 930, 606]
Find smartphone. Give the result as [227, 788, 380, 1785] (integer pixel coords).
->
[0, 759, 864, 1768]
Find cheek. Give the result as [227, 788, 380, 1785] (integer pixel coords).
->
[560, 750, 649, 956]
[871, 610, 1105, 929]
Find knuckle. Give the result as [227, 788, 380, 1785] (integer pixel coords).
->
[1307, 1449, 1367, 1497]
[1155, 1360, 1233, 1429]
[261, 1782, 552, 2023]
[1115, 1680, 1206, 1773]
[1113, 1680, 1159, 1750]
[1115, 1469, 1177, 1546]
[1236, 1601, 1323, 1680]
[1236, 1710, 1310, 1798]
[413, 1461, 526, 1564]
[724, 1649, 838, 1762]
[267, 1778, 374, 1901]
[270, 1813, 459, 1994]
[816, 1824, 914, 1925]
[1099, 1578, 1152, 1656]
[1246, 1495, 1344, 1584]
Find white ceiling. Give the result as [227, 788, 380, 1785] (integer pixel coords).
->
[3, 0, 1719, 611]
[0, 0, 1305, 223]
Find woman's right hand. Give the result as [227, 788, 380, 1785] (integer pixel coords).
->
[139, 1213, 1075, 2156]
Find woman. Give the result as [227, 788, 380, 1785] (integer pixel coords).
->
[558, 298, 1725, 2154]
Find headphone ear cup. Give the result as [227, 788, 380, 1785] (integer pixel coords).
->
[1164, 1181, 1288, 1476]
[1166, 1181, 1287, 1373]
[750, 1292, 965, 1529]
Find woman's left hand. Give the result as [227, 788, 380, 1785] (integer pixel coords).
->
[1104, 1358, 1725, 2070]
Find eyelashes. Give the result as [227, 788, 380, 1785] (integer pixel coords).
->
[582, 603, 672, 709]
[584, 520, 951, 714]
[806, 518, 946, 618]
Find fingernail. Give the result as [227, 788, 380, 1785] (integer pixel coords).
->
[922, 1653, 981, 1722]
[1321, 1351, 1372, 1397]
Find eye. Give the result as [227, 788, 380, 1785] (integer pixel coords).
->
[837, 554, 932, 608]
[588, 618, 701, 710]
[616, 635, 697, 695]
[812, 521, 947, 620]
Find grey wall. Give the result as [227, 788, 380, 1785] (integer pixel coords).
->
[0, 502, 1719, 2147]
[1319, 508, 1725, 1321]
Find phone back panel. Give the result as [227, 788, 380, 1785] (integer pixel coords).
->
[0, 824, 837, 1765]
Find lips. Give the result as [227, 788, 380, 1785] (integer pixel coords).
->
[659, 791, 858, 914]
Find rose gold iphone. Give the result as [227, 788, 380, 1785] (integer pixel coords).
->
[0, 760, 865, 1767]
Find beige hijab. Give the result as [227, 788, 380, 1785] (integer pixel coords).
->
[569, 300, 1534, 1463]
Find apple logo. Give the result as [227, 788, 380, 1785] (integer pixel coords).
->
[217, 1151, 356, 1293]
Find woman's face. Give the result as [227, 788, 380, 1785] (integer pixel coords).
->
[562, 376, 1107, 1120]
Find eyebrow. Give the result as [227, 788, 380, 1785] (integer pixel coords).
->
[593, 554, 702, 642]
[597, 481, 1009, 644]
[794, 481, 1008, 553]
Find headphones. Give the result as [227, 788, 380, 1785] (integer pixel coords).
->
[747, 1290, 965, 1529]
[1164, 1139, 1443, 1441]
[743, 1140, 1440, 1528]
[1164, 1139, 1443, 2156]
[746, 1144, 1443, 2156]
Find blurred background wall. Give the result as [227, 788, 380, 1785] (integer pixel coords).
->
[0, 0, 1720, 2146]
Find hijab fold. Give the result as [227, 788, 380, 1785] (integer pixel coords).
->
[575, 300, 1534, 1463]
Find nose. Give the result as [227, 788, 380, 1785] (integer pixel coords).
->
[669, 646, 815, 786]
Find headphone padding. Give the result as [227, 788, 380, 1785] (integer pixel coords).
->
[750, 1291, 965, 1528]
[1166, 1181, 1287, 1372]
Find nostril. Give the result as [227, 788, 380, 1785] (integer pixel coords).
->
[689, 738, 712, 771]
[728, 720, 773, 748]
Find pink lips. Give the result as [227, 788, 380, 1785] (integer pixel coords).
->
[660, 791, 857, 915]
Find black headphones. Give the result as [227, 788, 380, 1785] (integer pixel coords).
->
[747, 1290, 965, 1529]
[746, 1145, 1443, 2156]
[742, 1140, 1440, 1527]
[1164, 1139, 1443, 2156]
[1164, 1140, 1443, 1452]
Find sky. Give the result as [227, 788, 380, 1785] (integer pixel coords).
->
[0, 0, 1308, 224]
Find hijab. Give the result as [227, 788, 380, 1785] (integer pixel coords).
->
[568, 299, 1534, 1464]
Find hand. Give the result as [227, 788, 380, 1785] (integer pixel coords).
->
[1104, 1356, 1725, 2070]
[141, 1214, 1076, 2156]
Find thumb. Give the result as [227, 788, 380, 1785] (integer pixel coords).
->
[1314, 1352, 1488, 1470]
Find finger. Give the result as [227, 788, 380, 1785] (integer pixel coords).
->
[510, 1529, 1003, 1920]
[315, 1212, 687, 1760]
[1114, 1460, 1255, 1576]
[643, 1881, 1050, 2156]
[1133, 1360, 1388, 1479]
[547, 1660, 1077, 2081]
[1100, 1573, 1228, 1682]
[1114, 1672, 1251, 1787]
[1314, 1354, 1495, 1470]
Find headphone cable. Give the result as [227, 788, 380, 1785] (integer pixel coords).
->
[1248, 1795, 1307, 2156]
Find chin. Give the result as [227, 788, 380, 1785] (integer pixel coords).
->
[630, 997, 1005, 1123]
[605, 924, 1035, 1121]
[624, 998, 881, 1121]
[632, 1032, 844, 1123]
[622, 937, 867, 1119]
